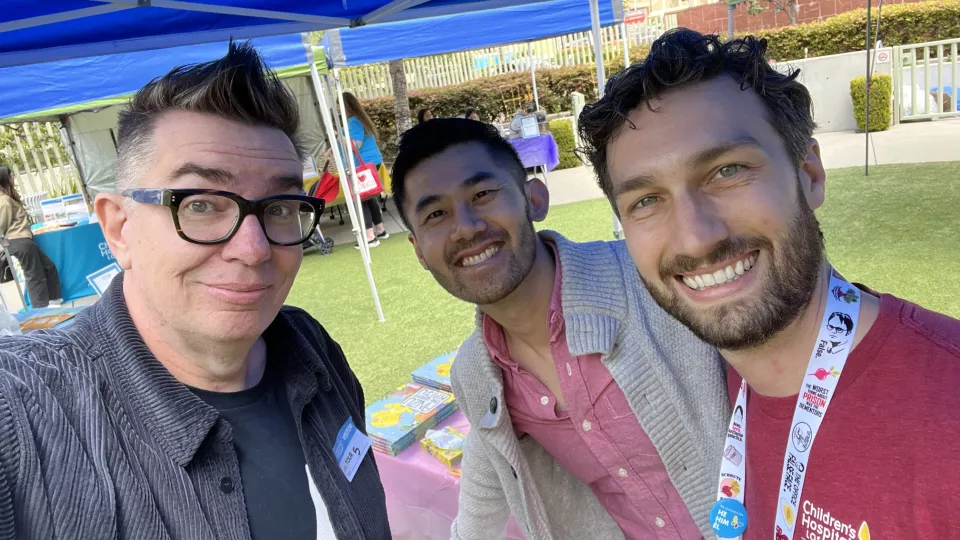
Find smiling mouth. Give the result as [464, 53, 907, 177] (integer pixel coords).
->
[678, 251, 759, 291]
[457, 244, 502, 267]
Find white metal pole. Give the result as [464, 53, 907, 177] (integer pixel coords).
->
[333, 68, 374, 262]
[527, 41, 540, 111]
[621, 22, 630, 67]
[590, 0, 623, 239]
[305, 43, 385, 322]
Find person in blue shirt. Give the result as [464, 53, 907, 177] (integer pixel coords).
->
[342, 92, 388, 248]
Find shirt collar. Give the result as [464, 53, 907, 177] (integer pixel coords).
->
[90, 274, 331, 466]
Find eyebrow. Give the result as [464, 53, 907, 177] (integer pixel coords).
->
[412, 172, 497, 216]
[613, 136, 764, 199]
[170, 163, 303, 191]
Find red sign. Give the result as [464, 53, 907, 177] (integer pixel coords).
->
[625, 9, 647, 24]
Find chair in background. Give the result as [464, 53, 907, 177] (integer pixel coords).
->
[0, 250, 28, 313]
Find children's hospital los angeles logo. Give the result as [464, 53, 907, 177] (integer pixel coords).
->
[794, 500, 872, 540]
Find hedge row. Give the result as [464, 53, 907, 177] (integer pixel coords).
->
[850, 74, 893, 132]
[363, 0, 957, 162]
[548, 118, 581, 170]
[749, 0, 960, 61]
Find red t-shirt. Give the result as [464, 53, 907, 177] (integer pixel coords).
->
[727, 293, 960, 540]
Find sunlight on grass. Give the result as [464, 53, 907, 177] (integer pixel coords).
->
[287, 162, 960, 404]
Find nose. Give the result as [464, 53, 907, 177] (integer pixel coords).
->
[450, 202, 487, 243]
[220, 214, 272, 266]
[671, 190, 729, 261]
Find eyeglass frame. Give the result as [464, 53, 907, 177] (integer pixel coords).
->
[121, 188, 326, 246]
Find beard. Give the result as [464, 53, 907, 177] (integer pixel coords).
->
[426, 219, 539, 306]
[641, 182, 825, 350]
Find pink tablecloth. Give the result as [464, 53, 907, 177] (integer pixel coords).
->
[374, 410, 526, 540]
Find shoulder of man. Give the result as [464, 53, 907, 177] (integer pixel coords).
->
[274, 306, 364, 398]
[883, 294, 960, 357]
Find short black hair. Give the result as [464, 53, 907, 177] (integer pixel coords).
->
[578, 28, 815, 211]
[417, 108, 432, 123]
[392, 118, 526, 231]
[463, 106, 480, 119]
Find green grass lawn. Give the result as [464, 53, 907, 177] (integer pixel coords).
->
[287, 162, 960, 405]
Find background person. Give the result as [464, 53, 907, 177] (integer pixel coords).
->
[342, 91, 388, 247]
[0, 165, 61, 308]
[579, 28, 960, 539]
[417, 108, 434, 123]
[463, 107, 481, 121]
[0, 42, 389, 539]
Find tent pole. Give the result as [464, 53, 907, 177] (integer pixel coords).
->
[332, 68, 374, 264]
[621, 22, 630, 67]
[305, 42, 385, 322]
[527, 41, 540, 111]
[59, 115, 91, 203]
[590, 0, 622, 240]
[864, 0, 871, 177]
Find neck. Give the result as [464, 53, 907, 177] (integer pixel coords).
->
[123, 279, 267, 392]
[722, 261, 880, 398]
[480, 239, 555, 350]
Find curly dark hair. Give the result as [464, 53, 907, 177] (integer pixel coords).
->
[578, 29, 816, 210]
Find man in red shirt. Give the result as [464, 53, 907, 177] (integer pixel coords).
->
[578, 28, 960, 539]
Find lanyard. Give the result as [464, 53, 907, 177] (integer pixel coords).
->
[710, 271, 862, 540]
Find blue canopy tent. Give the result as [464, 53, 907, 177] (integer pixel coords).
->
[1, 0, 617, 321]
[0, 34, 314, 121]
[324, 0, 622, 68]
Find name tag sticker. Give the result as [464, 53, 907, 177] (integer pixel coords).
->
[333, 418, 371, 482]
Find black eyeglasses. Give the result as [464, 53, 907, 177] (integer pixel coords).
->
[121, 188, 325, 246]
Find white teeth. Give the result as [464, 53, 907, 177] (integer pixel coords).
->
[681, 253, 757, 291]
[460, 245, 499, 267]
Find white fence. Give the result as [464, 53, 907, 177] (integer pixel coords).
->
[0, 121, 82, 200]
[893, 38, 960, 123]
[341, 22, 663, 99]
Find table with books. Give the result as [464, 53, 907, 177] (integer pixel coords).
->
[366, 352, 525, 540]
[15, 306, 87, 333]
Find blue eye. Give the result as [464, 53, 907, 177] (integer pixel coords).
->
[637, 195, 659, 208]
[716, 164, 743, 178]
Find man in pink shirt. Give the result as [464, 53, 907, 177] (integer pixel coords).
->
[390, 118, 728, 538]
[579, 28, 960, 539]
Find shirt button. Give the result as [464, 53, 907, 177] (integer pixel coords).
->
[618, 468, 628, 478]
[540, 396, 549, 405]
[566, 363, 572, 376]
[655, 517, 665, 528]
[582, 420, 592, 432]
[219, 477, 234, 494]
[489, 397, 498, 414]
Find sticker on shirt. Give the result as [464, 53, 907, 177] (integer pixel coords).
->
[794, 500, 871, 540]
[333, 418, 371, 482]
[710, 497, 748, 538]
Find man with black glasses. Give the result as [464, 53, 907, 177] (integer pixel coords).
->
[0, 42, 389, 539]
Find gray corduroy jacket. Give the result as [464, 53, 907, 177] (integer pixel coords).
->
[450, 231, 730, 540]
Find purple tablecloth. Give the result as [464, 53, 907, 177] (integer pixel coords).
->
[509, 134, 560, 172]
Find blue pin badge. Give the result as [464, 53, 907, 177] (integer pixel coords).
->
[710, 498, 749, 538]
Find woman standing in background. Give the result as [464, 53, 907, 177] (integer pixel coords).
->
[342, 92, 389, 248]
[0, 165, 61, 308]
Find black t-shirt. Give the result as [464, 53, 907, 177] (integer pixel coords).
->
[191, 360, 318, 540]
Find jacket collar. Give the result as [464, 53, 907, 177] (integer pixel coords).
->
[470, 231, 629, 430]
[88, 274, 332, 466]
[472, 231, 627, 357]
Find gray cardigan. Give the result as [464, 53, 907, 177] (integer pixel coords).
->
[450, 231, 730, 539]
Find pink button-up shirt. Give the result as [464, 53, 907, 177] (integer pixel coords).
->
[482, 243, 701, 540]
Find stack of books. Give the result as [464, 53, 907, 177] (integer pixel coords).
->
[410, 351, 456, 393]
[365, 382, 458, 456]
